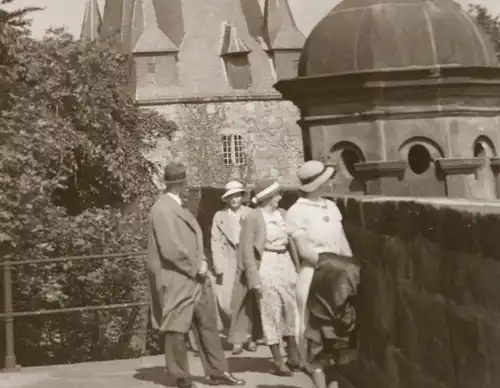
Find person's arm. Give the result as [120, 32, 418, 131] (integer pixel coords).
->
[210, 212, 225, 275]
[285, 207, 319, 266]
[239, 212, 261, 290]
[339, 226, 353, 257]
[151, 205, 202, 279]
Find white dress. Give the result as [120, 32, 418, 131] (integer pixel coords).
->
[258, 210, 299, 346]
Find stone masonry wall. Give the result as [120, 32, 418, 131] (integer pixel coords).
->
[335, 195, 500, 388]
[144, 100, 304, 188]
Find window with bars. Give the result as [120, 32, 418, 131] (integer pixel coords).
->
[222, 134, 245, 166]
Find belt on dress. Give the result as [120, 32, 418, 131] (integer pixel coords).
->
[263, 248, 288, 254]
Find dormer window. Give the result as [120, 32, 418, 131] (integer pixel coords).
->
[219, 22, 252, 90]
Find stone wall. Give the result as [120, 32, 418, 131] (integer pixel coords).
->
[144, 99, 304, 187]
[335, 195, 500, 388]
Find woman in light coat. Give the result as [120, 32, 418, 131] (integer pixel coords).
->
[211, 181, 252, 353]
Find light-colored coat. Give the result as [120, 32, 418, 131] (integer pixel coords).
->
[210, 206, 251, 317]
[228, 208, 300, 344]
[147, 193, 206, 333]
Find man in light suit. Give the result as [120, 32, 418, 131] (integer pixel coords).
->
[147, 163, 245, 388]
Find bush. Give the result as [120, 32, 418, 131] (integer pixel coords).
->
[0, 3, 174, 366]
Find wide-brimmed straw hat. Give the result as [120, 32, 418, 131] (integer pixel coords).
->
[297, 160, 335, 193]
[251, 179, 281, 205]
[163, 162, 187, 184]
[221, 180, 246, 200]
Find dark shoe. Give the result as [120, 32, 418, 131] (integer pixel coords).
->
[245, 341, 257, 352]
[285, 360, 303, 372]
[271, 362, 293, 377]
[232, 344, 243, 355]
[177, 378, 197, 388]
[204, 372, 245, 386]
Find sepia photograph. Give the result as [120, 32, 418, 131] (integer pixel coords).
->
[1, 1, 500, 388]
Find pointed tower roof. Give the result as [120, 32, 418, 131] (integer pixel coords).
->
[220, 22, 251, 56]
[262, 0, 305, 51]
[132, 0, 179, 54]
[80, 0, 102, 41]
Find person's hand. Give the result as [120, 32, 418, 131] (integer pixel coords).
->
[253, 287, 263, 300]
[198, 260, 208, 277]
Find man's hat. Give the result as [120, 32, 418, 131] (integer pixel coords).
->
[163, 162, 187, 184]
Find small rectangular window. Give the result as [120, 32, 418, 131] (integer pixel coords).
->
[147, 58, 156, 75]
[221, 134, 245, 166]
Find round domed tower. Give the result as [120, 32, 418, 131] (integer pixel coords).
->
[299, 0, 498, 77]
[275, 0, 500, 201]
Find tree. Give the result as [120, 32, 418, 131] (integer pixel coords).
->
[0, 1, 175, 365]
[469, 4, 500, 58]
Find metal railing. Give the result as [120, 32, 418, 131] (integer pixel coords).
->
[0, 251, 149, 371]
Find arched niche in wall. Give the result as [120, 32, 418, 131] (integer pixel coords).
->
[398, 137, 447, 197]
[471, 135, 497, 200]
[328, 141, 366, 194]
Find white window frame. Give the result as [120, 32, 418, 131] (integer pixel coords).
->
[221, 134, 245, 166]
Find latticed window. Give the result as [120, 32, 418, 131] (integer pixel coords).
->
[221, 134, 245, 166]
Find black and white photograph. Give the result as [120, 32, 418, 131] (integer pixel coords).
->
[1, 1, 500, 388]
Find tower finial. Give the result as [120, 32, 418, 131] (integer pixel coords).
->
[80, 0, 102, 41]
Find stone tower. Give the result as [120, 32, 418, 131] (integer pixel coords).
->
[81, 0, 306, 187]
[276, 0, 500, 200]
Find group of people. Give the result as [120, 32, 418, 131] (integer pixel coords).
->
[146, 159, 360, 388]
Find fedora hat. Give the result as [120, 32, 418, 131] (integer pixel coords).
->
[297, 160, 335, 193]
[221, 180, 246, 200]
[251, 179, 281, 205]
[163, 162, 187, 184]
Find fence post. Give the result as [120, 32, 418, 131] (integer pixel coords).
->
[3, 261, 18, 371]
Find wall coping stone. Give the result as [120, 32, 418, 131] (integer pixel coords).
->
[329, 194, 500, 215]
[435, 157, 484, 175]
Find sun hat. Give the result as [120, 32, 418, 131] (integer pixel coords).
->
[163, 162, 187, 184]
[221, 180, 246, 200]
[297, 160, 335, 193]
[251, 179, 281, 205]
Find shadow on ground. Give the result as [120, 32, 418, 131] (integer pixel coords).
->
[256, 386, 302, 388]
[133, 357, 275, 386]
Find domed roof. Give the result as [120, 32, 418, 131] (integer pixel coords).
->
[299, 0, 498, 77]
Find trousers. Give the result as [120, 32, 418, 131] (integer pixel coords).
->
[164, 279, 228, 380]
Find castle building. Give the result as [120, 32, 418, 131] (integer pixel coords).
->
[80, 0, 306, 187]
[276, 0, 500, 200]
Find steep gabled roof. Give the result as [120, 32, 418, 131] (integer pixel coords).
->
[219, 22, 251, 56]
[133, 25, 179, 54]
[262, 0, 305, 51]
[132, 0, 179, 54]
[80, 0, 102, 41]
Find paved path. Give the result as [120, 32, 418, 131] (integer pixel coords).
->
[0, 348, 315, 388]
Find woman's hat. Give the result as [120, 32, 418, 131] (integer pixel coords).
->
[163, 162, 187, 184]
[297, 160, 335, 193]
[221, 180, 246, 200]
[251, 179, 281, 205]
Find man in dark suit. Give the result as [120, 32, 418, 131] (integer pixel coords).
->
[147, 162, 245, 388]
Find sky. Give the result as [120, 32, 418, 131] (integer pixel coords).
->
[3, 0, 500, 40]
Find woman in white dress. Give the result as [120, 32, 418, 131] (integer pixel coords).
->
[285, 161, 356, 365]
[239, 179, 302, 376]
